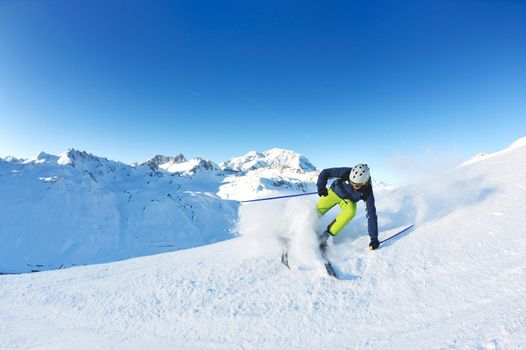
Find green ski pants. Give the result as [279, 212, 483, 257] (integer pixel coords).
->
[316, 188, 357, 235]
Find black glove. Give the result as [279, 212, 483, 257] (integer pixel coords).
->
[318, 187, 328, 197]
[369, 239, 380, 250]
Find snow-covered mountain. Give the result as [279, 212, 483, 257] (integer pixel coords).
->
[217, 148, 319, 201]
[0, 148, 320, 273]
[134, 148, 320, 201]
[1, 138, 525, 349]
[138, 154, 187, 171]
[220, 148, 316, 173]
[0, 149, 238, 273]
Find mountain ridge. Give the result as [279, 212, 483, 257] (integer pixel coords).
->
[0, 147, 320, 273]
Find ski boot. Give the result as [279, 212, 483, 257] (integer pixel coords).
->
[318, 230, 331, 254]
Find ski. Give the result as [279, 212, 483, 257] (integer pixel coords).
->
[319, 244, 337, 278]
[279, 236, 336, 278]
[279, 237, 291, 269]
[281, 250, 290, 269]
[323, 259, 337, 278]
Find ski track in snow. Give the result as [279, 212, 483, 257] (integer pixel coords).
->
[1, 140, 526, 349]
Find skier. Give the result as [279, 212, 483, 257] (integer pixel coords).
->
[316, 164, 379, 252]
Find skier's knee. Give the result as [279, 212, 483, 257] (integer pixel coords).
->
[327, 220, 338, 236]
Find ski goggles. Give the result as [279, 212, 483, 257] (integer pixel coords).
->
[350, 181, 366, 189]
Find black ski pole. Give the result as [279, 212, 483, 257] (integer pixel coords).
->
[379, 224, 415, 244]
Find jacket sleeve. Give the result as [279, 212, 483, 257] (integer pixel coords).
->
[316, 167, 352, 191]
[364, 186, 379, 241]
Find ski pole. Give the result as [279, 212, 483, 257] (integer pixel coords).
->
[379, 224, 415, 244]
[240, 191, 317, 203]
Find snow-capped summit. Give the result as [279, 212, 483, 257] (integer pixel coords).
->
[55, 148, 131, 182]
[140, 154, 187, 170]
[217, 149, 318, 201]
[220, 148, 316, 173]
[160, 157, 221, 175]
[23, 151, 58, 164]
[0, 155, 21, 163]
[138, 154, 221, 177]
[57, 148, 111, 166]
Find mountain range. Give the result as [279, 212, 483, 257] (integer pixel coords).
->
[0, 148, 319, 273]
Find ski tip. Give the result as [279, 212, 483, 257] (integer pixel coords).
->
[325, 263, 337, 278]
[281, 252, 291, 269]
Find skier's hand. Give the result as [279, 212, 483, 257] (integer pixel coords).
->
[369, 239, 379, 250]
[318, 187, 328, 197]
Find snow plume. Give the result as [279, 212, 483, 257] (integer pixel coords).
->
[388, 147, 464, 184]
[380, 144, 518, 229]
[236, 195, 323, 270]
[234, 170, 494, 266]
[236, 153, 496, 263]
[377, 164, 495, 230]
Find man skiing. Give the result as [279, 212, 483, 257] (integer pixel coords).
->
[316, 164, 379, 252]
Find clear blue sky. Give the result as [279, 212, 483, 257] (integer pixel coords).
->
[1, 0, 525, 182]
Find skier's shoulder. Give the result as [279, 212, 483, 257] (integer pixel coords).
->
[321, 167, 352, 177]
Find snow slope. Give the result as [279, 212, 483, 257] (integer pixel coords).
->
[1, 139, 525, 349]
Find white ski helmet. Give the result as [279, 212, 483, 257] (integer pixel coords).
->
[349, 164, 370, 185]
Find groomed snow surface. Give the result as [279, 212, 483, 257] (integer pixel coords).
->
[2, 140, 526, 349]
